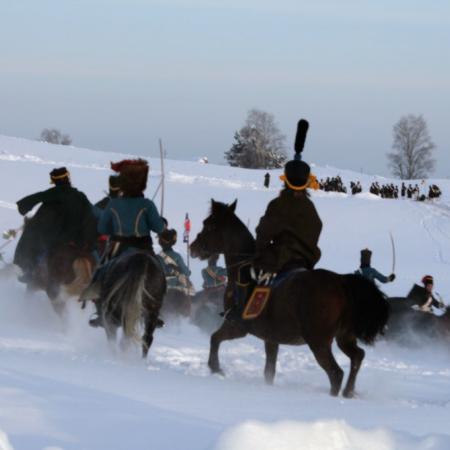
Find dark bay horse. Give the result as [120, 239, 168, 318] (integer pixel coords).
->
[95, 250, 166, 358]
[190, 200, 389, 397]
[386, 298, 450, 343]
[161, 288, 191, 319]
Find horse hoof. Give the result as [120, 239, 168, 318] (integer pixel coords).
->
[330, 388, 340, 397]
[343, 389, 354, 399]
[210, 367, 225, 376]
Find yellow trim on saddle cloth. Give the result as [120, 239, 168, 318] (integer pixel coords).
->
[279, 173, 319, 191]
[242, 286, 271, 320]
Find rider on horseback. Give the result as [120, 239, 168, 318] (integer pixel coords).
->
[14, 167, 97, 284]
[254, 120, 322, 281]
[95, 175, 121, 210]
[407, 275, 444, 313]
[355, 249, 395, 285]
[227, 120, 322, 319]
[158, 228, 194, 295]
[202, 254, 227, 289]
[94, 175, 121, 256]
[81, 159, 166, 326]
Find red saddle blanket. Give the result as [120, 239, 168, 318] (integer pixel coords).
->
[242, 286, 271, 320]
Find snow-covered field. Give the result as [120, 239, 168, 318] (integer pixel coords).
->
[1, 135, 450, 450]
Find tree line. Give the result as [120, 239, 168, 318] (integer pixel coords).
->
[225, 110, 437, 180]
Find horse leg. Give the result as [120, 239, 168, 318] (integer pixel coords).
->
[104, 321, 118, 346]
[46, 282, 66, 317]
[336, 335, 365, 398]
[142, 317, 157, 359]
[264, 341, 279, 385]
[208, 321, 247, 375]
[309, 341, 344, 396]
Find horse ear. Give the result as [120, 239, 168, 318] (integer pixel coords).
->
[211, 198, 219, 214]
[228, 199, 237, 213]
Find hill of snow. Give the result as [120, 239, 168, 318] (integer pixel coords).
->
[1, 135, 450, 450]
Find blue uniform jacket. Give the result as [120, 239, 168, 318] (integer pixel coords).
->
[355, 266, 389, 284]
[98, 197, 164, 237]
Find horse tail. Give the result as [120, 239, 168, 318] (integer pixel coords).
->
[341, 274, 390, 344]
[103, 254, 152, 341]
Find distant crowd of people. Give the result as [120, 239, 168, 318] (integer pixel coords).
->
[313, 176, 442, 201]
[369, 182, 442, 201]
[318, 176, 347, 193]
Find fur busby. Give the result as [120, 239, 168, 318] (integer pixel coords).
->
[360, 248, 372, 268]
[108, 175, 120, 196]
[422, 275, 434, 286]
[280, 119, 312, 189]
[111, 159, 149, 197]
[283, 160, 311, 188]
[159, 228, 177, 250]
[50, 167, 70, 185]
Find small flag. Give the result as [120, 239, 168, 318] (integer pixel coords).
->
[183, 213, 191, 243]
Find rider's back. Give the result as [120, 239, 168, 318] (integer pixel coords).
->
[98, 197, 163, 237]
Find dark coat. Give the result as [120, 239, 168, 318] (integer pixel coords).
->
[14, 185, 97, 271]
[254, 189, 322, 272]
[407, 284, 440, 308]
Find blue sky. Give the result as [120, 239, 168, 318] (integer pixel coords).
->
[1, 0, 449, 176]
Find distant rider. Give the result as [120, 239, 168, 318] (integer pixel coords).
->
[202, 254, 227, 290]
[158, 228, 194, 295]
[407, 275, 444, 313]
[355, 248, 395, 285]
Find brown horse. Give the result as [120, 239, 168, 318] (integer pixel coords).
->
[190, 200, 389, 397]
[28, 243, 95, 315]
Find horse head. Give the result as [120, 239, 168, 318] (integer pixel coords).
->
[190, 199, 238, 260]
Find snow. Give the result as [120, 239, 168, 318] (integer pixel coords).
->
[1, 134, 450, 449]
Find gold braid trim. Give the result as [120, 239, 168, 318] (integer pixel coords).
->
[50, 171, 70, 184]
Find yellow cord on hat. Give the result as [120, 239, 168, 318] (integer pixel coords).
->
[50, 170, 70, 184]
[279, 173, 319, 191]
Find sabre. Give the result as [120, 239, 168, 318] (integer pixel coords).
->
[389, 232, 396, 274]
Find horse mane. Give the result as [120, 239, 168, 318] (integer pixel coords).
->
[210, 200, 255, 254]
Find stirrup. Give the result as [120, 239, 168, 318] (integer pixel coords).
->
[257, 271, 277, 286]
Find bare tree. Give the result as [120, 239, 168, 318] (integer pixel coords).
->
[40, 128, 72, 146]
[225, 109, 287, 169]
[387, 115, 435, 179]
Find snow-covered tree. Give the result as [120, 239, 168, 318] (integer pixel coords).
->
[225, 109, 287, 169]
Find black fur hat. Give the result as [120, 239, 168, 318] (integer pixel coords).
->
[50, 167, 70, 185]
[159, 228, 177, 249]
[108, 175, 120, 195]
[280, 119, 311, 189]
[360, 248, 372, 267]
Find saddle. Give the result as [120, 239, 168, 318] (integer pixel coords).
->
[241, 267, 307, 320]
